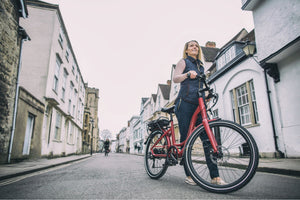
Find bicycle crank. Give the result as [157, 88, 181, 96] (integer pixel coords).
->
[166, 146, 179, 166]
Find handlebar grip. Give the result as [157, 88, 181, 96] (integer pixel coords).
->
[196, 73, 206, 80]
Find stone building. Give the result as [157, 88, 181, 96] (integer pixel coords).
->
[83, 85, 99, 154]
[0, 0, 29, 163]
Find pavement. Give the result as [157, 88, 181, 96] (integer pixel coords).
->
[0, 154, 299, 181]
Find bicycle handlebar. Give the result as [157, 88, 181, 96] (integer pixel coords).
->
[196, 73, 219, 110]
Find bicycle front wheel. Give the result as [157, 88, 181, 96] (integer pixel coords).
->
[144, 130, 168, 179]
[184, 120, 259, 193]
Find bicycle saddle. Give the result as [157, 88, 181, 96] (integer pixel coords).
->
[161, 106, 175, 114]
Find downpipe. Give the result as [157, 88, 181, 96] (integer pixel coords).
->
[264, 69, 285, 158]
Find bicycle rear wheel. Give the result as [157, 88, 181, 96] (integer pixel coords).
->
[184, 120, 259, 193]
[144, 130, 168, 179]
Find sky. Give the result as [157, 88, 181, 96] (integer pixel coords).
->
[41, 0, 254, 136]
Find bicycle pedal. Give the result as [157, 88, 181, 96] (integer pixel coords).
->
[167, 159, 178, 166]
[179, 158, 184, 165]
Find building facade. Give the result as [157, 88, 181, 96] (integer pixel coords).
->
[128, 116, 139, 154]
[83, 85, 99, 154]
[118, 127, 127, 153]
[19, 0, 85, 157]
[242, 0, 300, 157]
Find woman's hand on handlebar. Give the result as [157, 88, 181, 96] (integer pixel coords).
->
[188, 70, 198, 79]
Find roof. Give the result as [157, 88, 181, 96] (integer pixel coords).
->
[141, 97, 149, 105]
[240, 29, 256, 43]
[151, 94, 157, 103]
[207, 29, 255, 73]
[201, 46, 220, 62]
[221, 28, 249, 49]
[159, 84, 171, 100]
[214, 28, 253, 60]
[26, 0, 58, 9]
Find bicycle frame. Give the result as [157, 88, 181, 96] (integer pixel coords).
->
[150, 92, 218, 159]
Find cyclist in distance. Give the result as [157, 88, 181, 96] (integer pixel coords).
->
[104, 139, 110, 156]
[173, 40, 225, 186]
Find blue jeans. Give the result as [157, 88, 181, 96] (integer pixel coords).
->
[175, 98, 219, 179]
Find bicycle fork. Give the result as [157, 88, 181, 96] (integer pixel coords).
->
[188, 97, 219, 153]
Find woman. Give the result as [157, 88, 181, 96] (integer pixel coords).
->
[173, 40, 225, 186]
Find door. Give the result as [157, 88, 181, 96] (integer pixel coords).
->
[23, 114, 35, 155]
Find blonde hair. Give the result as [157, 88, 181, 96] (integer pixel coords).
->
[183, 40, 203, 62]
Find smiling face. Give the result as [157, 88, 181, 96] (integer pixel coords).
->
[185, 41, 200, 59]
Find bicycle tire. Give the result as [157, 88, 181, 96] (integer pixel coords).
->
[144, 130, 169, 179]
[184, 120, 259, 193]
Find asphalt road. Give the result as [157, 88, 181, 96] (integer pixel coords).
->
[0, 153, 299, 199]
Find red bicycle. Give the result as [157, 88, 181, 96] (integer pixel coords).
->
[144, 74, 259, 193]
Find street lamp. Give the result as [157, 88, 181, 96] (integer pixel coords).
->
[242, 41, 280, 83]
[242, 41, 256, 56]
[90, 118, 94, 155]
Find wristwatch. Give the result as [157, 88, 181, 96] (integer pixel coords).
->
[187, 72, 191, 78]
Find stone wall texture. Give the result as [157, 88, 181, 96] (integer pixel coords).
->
[0, 0, 21, 163]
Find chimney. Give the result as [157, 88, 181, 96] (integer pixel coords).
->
[205, 41, 216, 48]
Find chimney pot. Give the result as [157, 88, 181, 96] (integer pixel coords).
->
[205, 41, 216, 48]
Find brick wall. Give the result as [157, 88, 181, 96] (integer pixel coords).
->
[0, 0, 21, 163]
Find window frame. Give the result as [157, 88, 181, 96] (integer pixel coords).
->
[53, 57, 61, 93]
[58, 28, 64, 48]
[230, 79, 259, 127]
[217, 44, 236, 70]
[54, 111, 62, 141]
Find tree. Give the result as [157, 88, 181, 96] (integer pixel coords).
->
[100, 129, 112, 140]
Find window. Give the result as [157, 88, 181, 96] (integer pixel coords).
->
[54, 111, 62, 140]
[58, 28, 64, 48]
[73, 89, 78, 117]
[217, 45, 236, 69]
[69, 123, 74, 144]
[65, 120, 69, 141]
[80, 82, 83, 92]
[68, 81, 74, 114]
[72, 105, 75, 116]
[53, 58, 61, 93]
[81, 103, 84, 121]
[61, 70, 68, 101]
[230, 80, 259, 126]
[78, 98, 82, 120]
[68, 99, 71, 114]
[66, 46, 70, 62]
[237, 84, 250, 125]
[250, 80, 259, 123]
[158, 95, 161, 109]
[69, 81, 74, 99]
